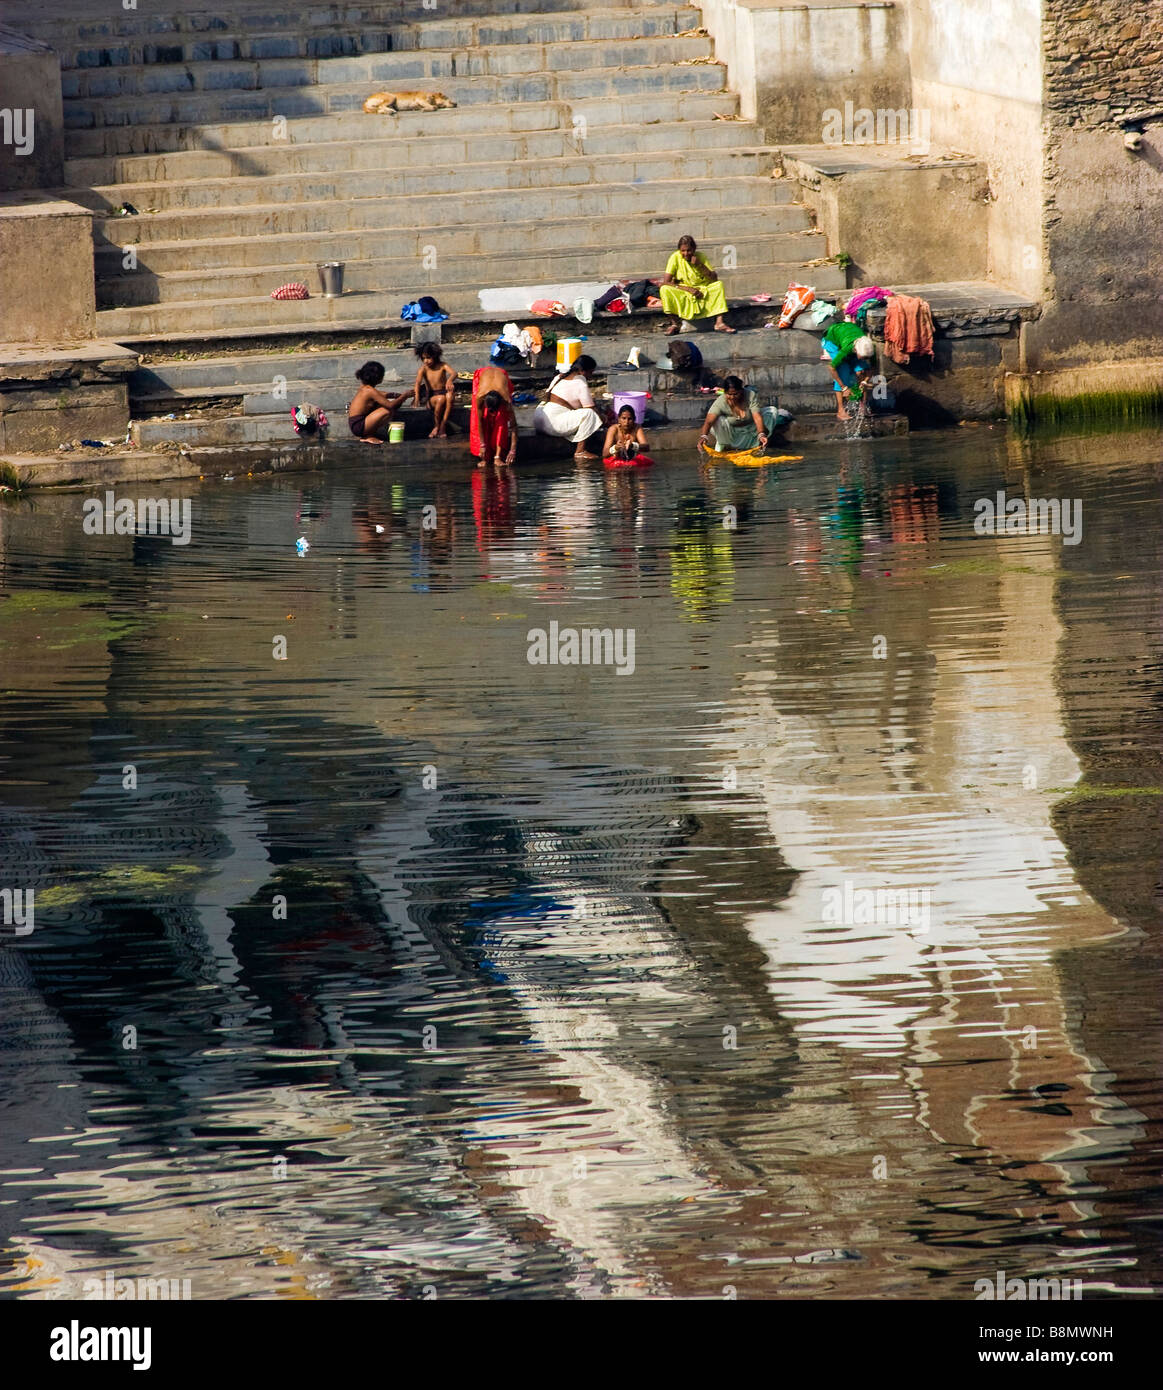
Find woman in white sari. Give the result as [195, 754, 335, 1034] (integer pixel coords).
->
[533, 355, 605, 460]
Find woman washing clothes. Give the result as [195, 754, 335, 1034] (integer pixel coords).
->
[660, 235, 735, 336]
[821, 322, 877, 418]
[347, 361, 413, 443]
[533, 354, 605, 460]
[698, 376, 784, 453]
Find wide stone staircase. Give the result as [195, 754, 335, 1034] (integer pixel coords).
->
[19, 0, 857, 449]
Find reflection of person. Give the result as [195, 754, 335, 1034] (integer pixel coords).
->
[469, 365, 518, 465]
[822, 322, 876, 418]
[533, 355, 604, 460]
[347, 361, 412, 443]
[660, 235, 734, 335]
[413, 343, 456, 437]
[698, 376, 781, 452]
[603, 406, 648, 460]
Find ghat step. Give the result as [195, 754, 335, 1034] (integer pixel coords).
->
[60, 32, 713, 99]
[47, 5, 702, 72]
[62, 90, 743, 161]
[62, 59, 728, 130]
[68, 112, 762, 188]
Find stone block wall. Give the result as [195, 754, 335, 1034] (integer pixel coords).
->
[1030, 1, 1163, 368]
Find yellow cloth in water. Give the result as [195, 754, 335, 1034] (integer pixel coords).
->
[703, 446, 803, 467]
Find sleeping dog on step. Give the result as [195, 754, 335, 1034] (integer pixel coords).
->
[362, 91, 458, 113]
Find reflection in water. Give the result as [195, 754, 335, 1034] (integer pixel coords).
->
[0, 428, 1159, 1300]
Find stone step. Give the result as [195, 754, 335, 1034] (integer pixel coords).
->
[62, 59, 727, 130]
[90, 175, 798, 252]
[48, 6, 702, 71]
[95, 213, 826, 276]
[81, 146, 777, 219]
[99, 249, 839, 310]
[216, 360, 838, 417]
[130, 323, 834, 397]
[101, 268, 800, 334]
[68, 115, 759, 188]
[17, 0, 683, 48]
[95, 224, 828, 280]
[61, 35, 714, 103]
[64, 91, 741, 159]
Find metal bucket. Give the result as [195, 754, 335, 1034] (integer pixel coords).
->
[317, 262, 345, 297]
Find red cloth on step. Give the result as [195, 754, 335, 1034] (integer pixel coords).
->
[883, 294, 935, 365]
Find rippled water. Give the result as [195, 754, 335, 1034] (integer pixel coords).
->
[1, 426, 1160, 1300]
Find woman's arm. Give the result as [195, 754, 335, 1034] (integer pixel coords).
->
[603, 424, 618, 454]
[636, 427, 649, 446]
[698, 409, 717, 443]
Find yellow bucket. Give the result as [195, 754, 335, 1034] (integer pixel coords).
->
[556, 338, 583, 371]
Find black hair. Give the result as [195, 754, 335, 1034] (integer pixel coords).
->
[482, 390, 506, 410]
[414, 342, 442, 360]
[356, 361, 385, 386]
[568, 354, 597, 376]
[723, 375, 746, 393]
[677, 234, 698, 251]
[617, 405, 637, 421]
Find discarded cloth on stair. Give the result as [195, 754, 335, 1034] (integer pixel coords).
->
[882, 293, 935, 365]
[777, 283, 815, 329]
[528, 299, 568, 317]
[845, 286, 893, 317]
[806, 300, 837, 327]
[401, 296, 448, 322]
[271, 282, 310, 300]
[497, 322, 536, 362]
[291, 403, 329, 437]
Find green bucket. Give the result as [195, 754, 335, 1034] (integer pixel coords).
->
[388, 421, 405, 444]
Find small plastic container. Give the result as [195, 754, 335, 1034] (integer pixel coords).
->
[556, 338, 583, 371]
[388, 421, 405, 443]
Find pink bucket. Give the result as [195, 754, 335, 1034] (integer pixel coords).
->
[612, 390, 650, 420]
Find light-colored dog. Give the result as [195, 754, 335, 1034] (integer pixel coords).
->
[362, 91, 458, 114]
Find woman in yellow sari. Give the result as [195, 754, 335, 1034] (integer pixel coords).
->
[660, 235, 735, 335]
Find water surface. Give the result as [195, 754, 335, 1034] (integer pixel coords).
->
[1, 426, 1160, 1299]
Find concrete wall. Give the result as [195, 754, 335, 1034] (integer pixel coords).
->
[903, 0, 1045, 300]
[0, 28, 64, 192]
[698, 0, 909, 142]
[0, 198, 96, 341]
[1029, 1, 1163, 370]
[783, 149, 990, 285]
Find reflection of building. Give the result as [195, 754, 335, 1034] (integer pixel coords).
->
[720, 522, 1142, 1245]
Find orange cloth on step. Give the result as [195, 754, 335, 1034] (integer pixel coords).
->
[883, 294, 935, 365]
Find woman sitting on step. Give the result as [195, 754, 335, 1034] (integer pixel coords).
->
[660, 235, 735, 336]
[698, 376, 786, 453]
[533, 355, 605, 461]
[348, 360, 413, 444]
